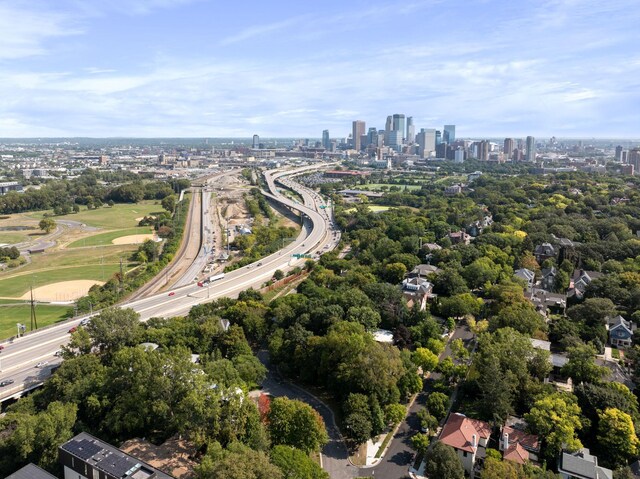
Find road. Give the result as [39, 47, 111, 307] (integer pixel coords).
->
[0, 163, 338, 402]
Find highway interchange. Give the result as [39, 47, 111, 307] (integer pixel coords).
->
[0, 164, 340, 402]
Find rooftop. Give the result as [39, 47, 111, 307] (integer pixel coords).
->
[6, 464, 58, 479]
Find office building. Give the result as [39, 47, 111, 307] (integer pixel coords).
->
[454, 148, 465, 163]
[406, 116, 415, 144]
[443, 125, 456, 144]
[416, 128, 436, 158]
[526, 136, 536, 161]
[392, 114, 406, 141]
[386, 130, 403, 151]
[59, 432, 172, 479]
[352, 120, 366, 150]
[615, 145, 623, 161]
[366, 128, 379, 149]
[435, 130, 442, 146]
[504, 138, 515, 160]
[322, 130, 330, 150]
[478, 140, 489, 161]
[252, 134, 259, 149]
[384, 115, 393, 144]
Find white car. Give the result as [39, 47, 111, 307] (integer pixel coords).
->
[35, 361, 49, 368]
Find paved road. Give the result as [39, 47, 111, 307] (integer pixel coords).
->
[257, 351, 356, 479]
[0, 164, 338, 402]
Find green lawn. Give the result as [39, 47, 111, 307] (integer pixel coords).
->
[0, 232, 30, 244]
[0, 264, 126, 298]
[344, 205, 392, 214]
[29, 201, 163, 229]
[68, 226, 155, 248]
[0, 304, 70, 340]
[360, 183, 422, 191]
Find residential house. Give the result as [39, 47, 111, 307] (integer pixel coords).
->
[401, 276, 434, 311]
[467, 215, 493, 237]
[569, 269, 603, 299]
[408, 264, 441, 278]
[59, 432, 173, 479]
[608, 315, 634, 348]
[528, 288, 567, 316]
[558, 448, 612, 479]
[444, 184, 463, 196]
[500, 416, 540, 465]
[540, 267, 558, 291]
[448, 230, 471, 245]
[534, 243, 556, 264]
[529, 339, 572, 392]
[7, 464, 58, 479]
[439, 413, 492, 477]
[514, 268, 535, 291]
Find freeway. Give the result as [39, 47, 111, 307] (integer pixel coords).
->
[0, 163, 339, 402]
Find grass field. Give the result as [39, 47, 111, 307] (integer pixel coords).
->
[359, 183, 423, 191]
[68, 226, 155, 248]
[0, 304, 70, 340]
[344, 205, 392, 214]
[0, 264, 125, 298]
[0, 232, 30, 244]
[29, 201, 163, 229]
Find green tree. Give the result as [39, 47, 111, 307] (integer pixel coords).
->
[525, 393, 582, 460]
[412, 347, 439, 376]
[384, 403, 406, 425]
[384, 262, 407, 284]
[161, 194, 177, 212]
[270, 445, 329, 479]
[86, 307, 143, 356]
[267, 397, 328, 454]
[424, 441, 465, 479]
[38, 217, 56, 233]
[346, 306, 381, 331]
[561, 343, 608, 384]
[439, 293, 482, 319]
[425, 392, 449, 421]
[411, 433, 430, 456]
[196, 442, 283, 479]
[597, 408, 640, 469]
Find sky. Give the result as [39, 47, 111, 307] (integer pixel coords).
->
[0, 0, 639, 139]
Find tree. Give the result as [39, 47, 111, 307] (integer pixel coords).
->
[561, 343, 608, 384]
[425, 392, 449, 421]
[411, 433, 430, 456]
[346, 306, 381, 331]
[413, 347, 439, 376]
[273, 269, 284, 281]
[417, 409, 438, 435]
[270, 445, 329, 479]
[384, 403, 406, 425]
[72, 204, 80, 213]
[161, 194, 177, 212]
[86, 307, 143, 356]
[439, 293, 483, 319]
[597, 408, 640, 469]
[196, 442, 283, 479]
[384, 262, 407, 284]
[481, 456, 526, 479]
[267, 397, 328, 454]
[423, 441, 465, 479]
[525, 393, 582, 460]
[38, 217, 56, 233]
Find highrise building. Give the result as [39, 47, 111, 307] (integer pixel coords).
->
[392, 114, 406, 141]
[367, 128, 378, 149]
[478, 140, 489, 161]
[416, 128, 436, 158]
[526, 136, 536, 161]
[387, 130, 403, 151]
[504, 138, 515, 160]
[443, 125, 456, 144]
[454, 148, 465, 163]
[629, 148, 640, 170]
[385, 115, 393, 144]
[322, 130, 330, 150]
[435, 130, 442, 146]
[406, 117, 415, 144]
[252, 134, 259, 149]
[615, 145, 623, 162]
[352, 120, 366, 150]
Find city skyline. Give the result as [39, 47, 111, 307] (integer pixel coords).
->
[0, 0, 639, 138]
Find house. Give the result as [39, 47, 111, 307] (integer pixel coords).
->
[534, 243, 556, 263]
[540, 267, 558, 291]
[500, 417, 540, 465]
[448, 230, 471, 245]
[401, 277, 434, 311]
[467, 215, 493, 237]
[608, 315, 634, 348]
[569, 269, 603, 299]
[558, 448, 612, 479]
[514, 268, 535, 291]
[7, 464, 57, 479]
[408, 264, 441, 278]
[444, 184, 463, 196]
[439, 413, 492, 477]
[59, 432, 173, 479]
[528, 288, 566, 316]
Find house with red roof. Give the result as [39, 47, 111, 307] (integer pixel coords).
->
[438, 412, 492, 476]
[499, 416, 541, 465]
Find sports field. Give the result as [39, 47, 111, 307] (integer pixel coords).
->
[0, 303, 70, 340]
[68, 227, 155, 247]
[29, 201, 162, 229]
[359, 183, 422, 191]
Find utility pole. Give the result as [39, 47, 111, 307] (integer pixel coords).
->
[30, 285, 38, 331]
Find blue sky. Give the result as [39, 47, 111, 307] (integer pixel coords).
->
[0, 0, 639, 138]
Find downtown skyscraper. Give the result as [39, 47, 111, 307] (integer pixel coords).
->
[352, 120, 366, 150]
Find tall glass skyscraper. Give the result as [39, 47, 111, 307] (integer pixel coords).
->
[392, 114, 406, 141]
[443, 125, 456, 144]
[406, 116, 415, 144]
[526, 136, 536, 161]
[322, 130, 330, 150]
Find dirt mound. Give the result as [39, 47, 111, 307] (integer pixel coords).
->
[112, 234, 158, 245]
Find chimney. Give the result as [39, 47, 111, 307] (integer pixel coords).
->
[471, 434, 477, 449]
[503, 433, 509, 452]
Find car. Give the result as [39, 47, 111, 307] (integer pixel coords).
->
[80, 318, 90, 326]
[257, 262, 262, 266]
[54, 350, 63, 357]
[35, 361, 49, 368]
[0, 379, 15, 387]
[68, 327, 77, 334]
[168, 292, 175, 296]
[0, 345, 4, 351]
